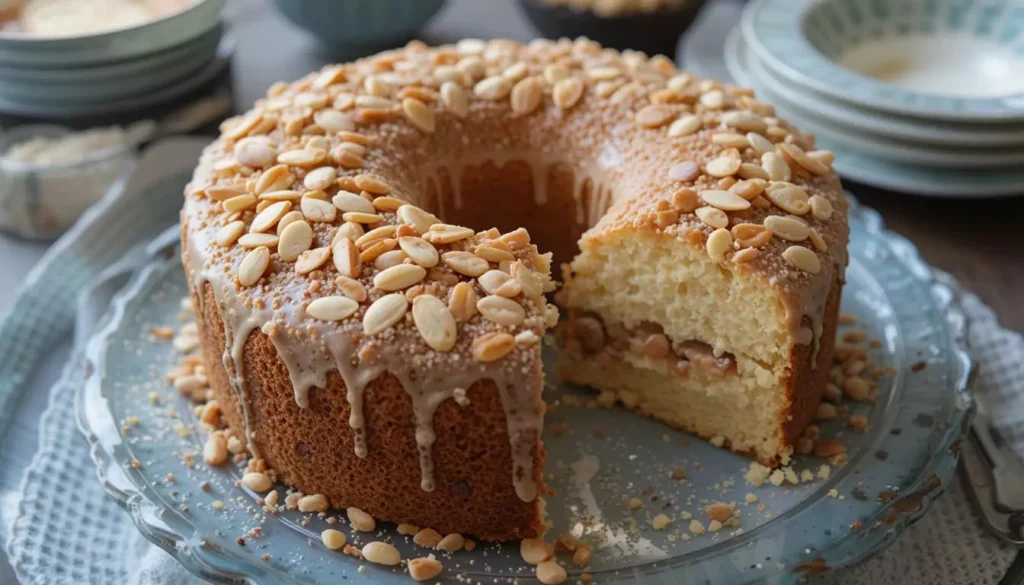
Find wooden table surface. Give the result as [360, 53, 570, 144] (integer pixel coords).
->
[233, 0, 1023, 333]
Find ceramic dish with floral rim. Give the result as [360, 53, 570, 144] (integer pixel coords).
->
[725, 27, 1024, 198]
[742, 0, 1024, 121]
[78, 196, 973, 585]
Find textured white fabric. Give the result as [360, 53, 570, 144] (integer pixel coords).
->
[3, 286, 1018, 585]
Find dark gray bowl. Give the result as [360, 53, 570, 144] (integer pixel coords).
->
[518, 0, 708, 58]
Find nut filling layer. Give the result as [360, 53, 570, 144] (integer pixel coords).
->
[559, 313, 738, 377]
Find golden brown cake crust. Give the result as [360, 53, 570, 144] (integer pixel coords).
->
[186, 241, 546, 540]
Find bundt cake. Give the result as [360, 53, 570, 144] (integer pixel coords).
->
[181, 37, 848, 541]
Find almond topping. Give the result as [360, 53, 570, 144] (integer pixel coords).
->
[408, 557, 443, 582]
[552, 77, 585, 109]
[295, 246, 331, 274]
[521, 538, 554, 565]
[706, 228, 732, 261]
[635, 104, 676, 128]
[474, 75, 513, 100]
[277, 220, 313, 261]
[372, 196, 405, 212]
[810, 195, 833, 220]
[235, 137, 277, 168]
[223, 194, 257, 213]
[238, 247, 270, 287]
[440, 81, 469, 118]
[764, 215, 810, 241]
[250, 201, 291, 233]
[313, 109, 354, 133]
[333, 221, 364, 245]
[304, 166, 337, 191]
[412, 295, 458, 351]
[695, 206, 728, 229]
[363, 293, 409, 335]
[336, 275, 367, 302]
[277, 148, 326, 167]
[668, 114, 701, 137]
[761, 152, 791, 182]
[237, 233, 279, 248]
[342, 211, 382, 224]
[731, 223, 772, 248]
[347, 507, 376, 532]
[354, 174, 390, 194]
[448, 282, 478, 321]
[217, 221, 245, 246]
[478, 269, 522, 297]
[424, 223, 474, 244]
[511, 77, 544, 115]
[398, 204, 441, 234]
[701, 189, 751, 211]
[738, 163, 770, 180]
[402, 97, 436, 133]
[669, 161, 701, 182]
[472, 332, 516, 362]
[321, 529, 346, 551]
[333, 238, 361, 278]
[778, 142, 831, 175]
[307, 296, 359, 321]
[374, 264, 427, 291]
[476, 295, 525, 326]
[783, 245, 821, 273]
[764, 181, 810, 215]
[443, 251, 489, 277]
[705, 153, 741, 177]
[733, 247, 759, 263]
[359, 238, 397, 263]
[355, 224, 397, 247]
[332, 190, 375, 214]
[301, 196, 337, 222]
[536, 560, 567, 585]
[399, 236, 440, 267]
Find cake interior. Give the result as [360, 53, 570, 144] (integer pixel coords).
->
[405, 153, 797, 464]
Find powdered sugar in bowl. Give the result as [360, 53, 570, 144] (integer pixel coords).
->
[0, 124, 141, 239]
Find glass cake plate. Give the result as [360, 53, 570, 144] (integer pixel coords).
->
[77, 197, 974, 585]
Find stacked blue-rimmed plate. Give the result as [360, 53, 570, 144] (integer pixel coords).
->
[726, 0, 1024, 197]
[0, 0, 230, 119]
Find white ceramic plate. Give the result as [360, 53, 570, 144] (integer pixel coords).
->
[725, 27, 1024, 197]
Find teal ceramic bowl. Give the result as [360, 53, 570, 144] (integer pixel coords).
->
[272, 0, 447, 58]
[742, 0, 1024, 121]
[0, 0, 224, 68]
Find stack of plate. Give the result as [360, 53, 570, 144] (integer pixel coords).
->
[0, 0, 230, 119]
[725, 0, 1024, 197]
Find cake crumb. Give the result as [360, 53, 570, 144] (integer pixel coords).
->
[744, 493, 757, 503]
[688, 520, 705, 535]
[744, 462, 771, 487]
[817, 465, 832, 480]
[652, 514, 671, 530]
[768, 469, 785, 486]
[708, 520, 723, 532]
[626, 497, 644, 511]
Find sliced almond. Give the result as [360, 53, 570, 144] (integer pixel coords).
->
[706, 228, 732, 261]
[223, 194, 257, 213]
[733, 247, 759, 263]
[374, 264, 427, 291]
[342, 211, 382, 224]
[332, 190, 376, 214]
[668, 114, 701, 137]
[255, 165, 295, 194]
[783, 245, 821, 273]
[372, 196, 405, 212]
[235, 137, 277, 168]
[238, 247, 270, 287]
[764, 215, 810, 241]
[363, 293, 409, 335]
[746, 132, 775, 154]
[307, 296, 359, 321]
[336, 275, 368, 302]
[259, 189, 302, 202]
[397, 204, 441, 234]
[809, 195, 833, 221]
[705, 153, 741, 178]
[354, 174, 390, 194]
[408, 557, 443, 582]
[359, 238, 397, 263]
[237, 233, 279, 248]
[809, 228, 828, 252]
[472, 332, 516, 362]
[695, 206, 728, 229]
[443, 251, 489, 277]
[731, 223, 772, 248]
[440, 81, 469, 118]
[399, 236, 440, 267]
[278, 220, 314, 261]
[635, 104, 676, 129]
[424, 224, 474, 245]
[701, 189, 751, 211]
[711, 132, 749, 148]
[520, 538, 554, 565]
[332, 221, 364, 245]
[301, 196, 338, 222]
[478, 269, 522, 297]
[277, 211, 303, 235]
[761, 152, 791, 182]
[361, 541, 400, 566]
[511, 77, 544, 115]
[778, 143, 830, 176]
[278, 148, 327, 167]
[474, 75, 513, 100]
[412, 295, 458, 351]
[304, 166, 337, 191]
[313, 109, 355, 133]
[477, 295, 525, 326]
[764, 182, 811, 215]
[217, 221, 245, 246]
[721, 111, 766, 132]
[402, 97, 436, 133]
[296, 246, 331, 274]
[333, 238, 361, 278]
[206, 185, 246, 201]
[738, 163, 770, 181]
[250, 201, 291, 233]
[552, 77, 584, 109]
[448, 282, 478, 321]
[355, 225, 398, 247]
[474, 242, 515, 263]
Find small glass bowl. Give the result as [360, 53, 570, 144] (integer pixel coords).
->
[0, 124, 136, 240]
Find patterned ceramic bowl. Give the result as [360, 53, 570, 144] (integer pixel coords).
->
[742, 0, 1024, 121]
[0, 0, 224, 67]
[271, 0, 447, 58]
